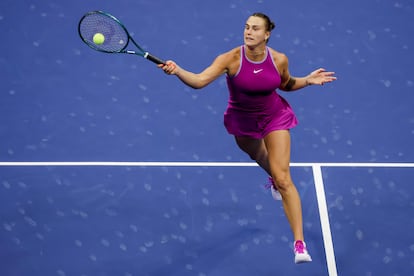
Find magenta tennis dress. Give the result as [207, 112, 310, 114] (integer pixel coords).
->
[224, 46, 298, 139]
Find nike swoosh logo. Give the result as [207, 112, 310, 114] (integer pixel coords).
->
[253, 69, 263, 74]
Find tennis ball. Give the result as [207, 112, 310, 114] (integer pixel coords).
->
[93, 33, 105, 45]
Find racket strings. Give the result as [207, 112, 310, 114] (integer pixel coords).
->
[79, 13, 129, 53]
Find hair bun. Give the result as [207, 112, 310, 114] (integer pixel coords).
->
[251, 12, 276, 31]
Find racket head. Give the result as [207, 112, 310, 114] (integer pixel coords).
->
[78, 11, 136, 54]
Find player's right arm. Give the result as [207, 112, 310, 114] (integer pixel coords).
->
[159, 50, 234, 89]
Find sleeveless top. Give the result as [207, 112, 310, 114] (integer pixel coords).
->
[224, 46, 298, 138]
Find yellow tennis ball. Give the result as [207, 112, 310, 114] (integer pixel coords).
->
[93, 33, 105, 45]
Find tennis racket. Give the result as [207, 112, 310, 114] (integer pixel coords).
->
[78, 11, 165, 64]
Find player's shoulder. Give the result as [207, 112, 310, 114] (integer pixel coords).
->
[268, 47, 287, 61]
[268, 47, 288, 67]
[212, 47, 240, 67]
[218, 46, 241, 60]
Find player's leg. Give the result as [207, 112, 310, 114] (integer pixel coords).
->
[234, 136, 271, 174]
[262, 130, 301, 236]
[264, 130, 312, 263]
[235, 136, 281, 200]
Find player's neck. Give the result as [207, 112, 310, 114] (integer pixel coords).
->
[245, 45, 266, 61]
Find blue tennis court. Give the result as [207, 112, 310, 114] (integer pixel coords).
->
[1, 0, 413, 275]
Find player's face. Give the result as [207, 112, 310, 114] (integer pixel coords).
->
[244, 16, 269, 46]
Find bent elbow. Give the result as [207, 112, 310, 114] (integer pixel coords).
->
[190, 80, 210, 89]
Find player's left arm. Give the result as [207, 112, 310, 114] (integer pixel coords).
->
[276, 52, 337, 91]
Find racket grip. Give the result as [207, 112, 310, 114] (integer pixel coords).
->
[145, 53, 165, 65]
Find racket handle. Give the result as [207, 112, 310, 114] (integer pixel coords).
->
[144, 52, 165, 65]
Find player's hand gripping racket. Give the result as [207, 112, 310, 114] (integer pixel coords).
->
[78, 11, 165, 64]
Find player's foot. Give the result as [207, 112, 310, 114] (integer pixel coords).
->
[265, 177, 282, 201]
[294, 240, 312, 264]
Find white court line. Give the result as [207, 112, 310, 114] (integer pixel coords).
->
[0, 161, 413, 167]
[2, 161, 259, 167]
[312, 165, 338, 276]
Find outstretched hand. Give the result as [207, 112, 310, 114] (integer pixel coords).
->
[307, 68, 337, 85]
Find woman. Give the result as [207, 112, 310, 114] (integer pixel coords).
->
[159, 12, 336, 264]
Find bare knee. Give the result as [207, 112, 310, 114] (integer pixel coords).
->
[272, 171, 293, 192]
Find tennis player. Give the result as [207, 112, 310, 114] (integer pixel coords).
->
[159, 12, 336, 264]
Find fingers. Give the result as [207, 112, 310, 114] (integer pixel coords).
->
[323, 71, 336, 77]
[159, 60, 177, 75]
[312, 68, 326, 75]
[312, 68, 337, 76]
[320, 75, 337, 85]
[308, 69, 337, 86]
[315, 69, 337, 81]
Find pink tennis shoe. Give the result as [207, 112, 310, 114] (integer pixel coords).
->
[294, 240, 312, 264]
[265, 177, 282, 201]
